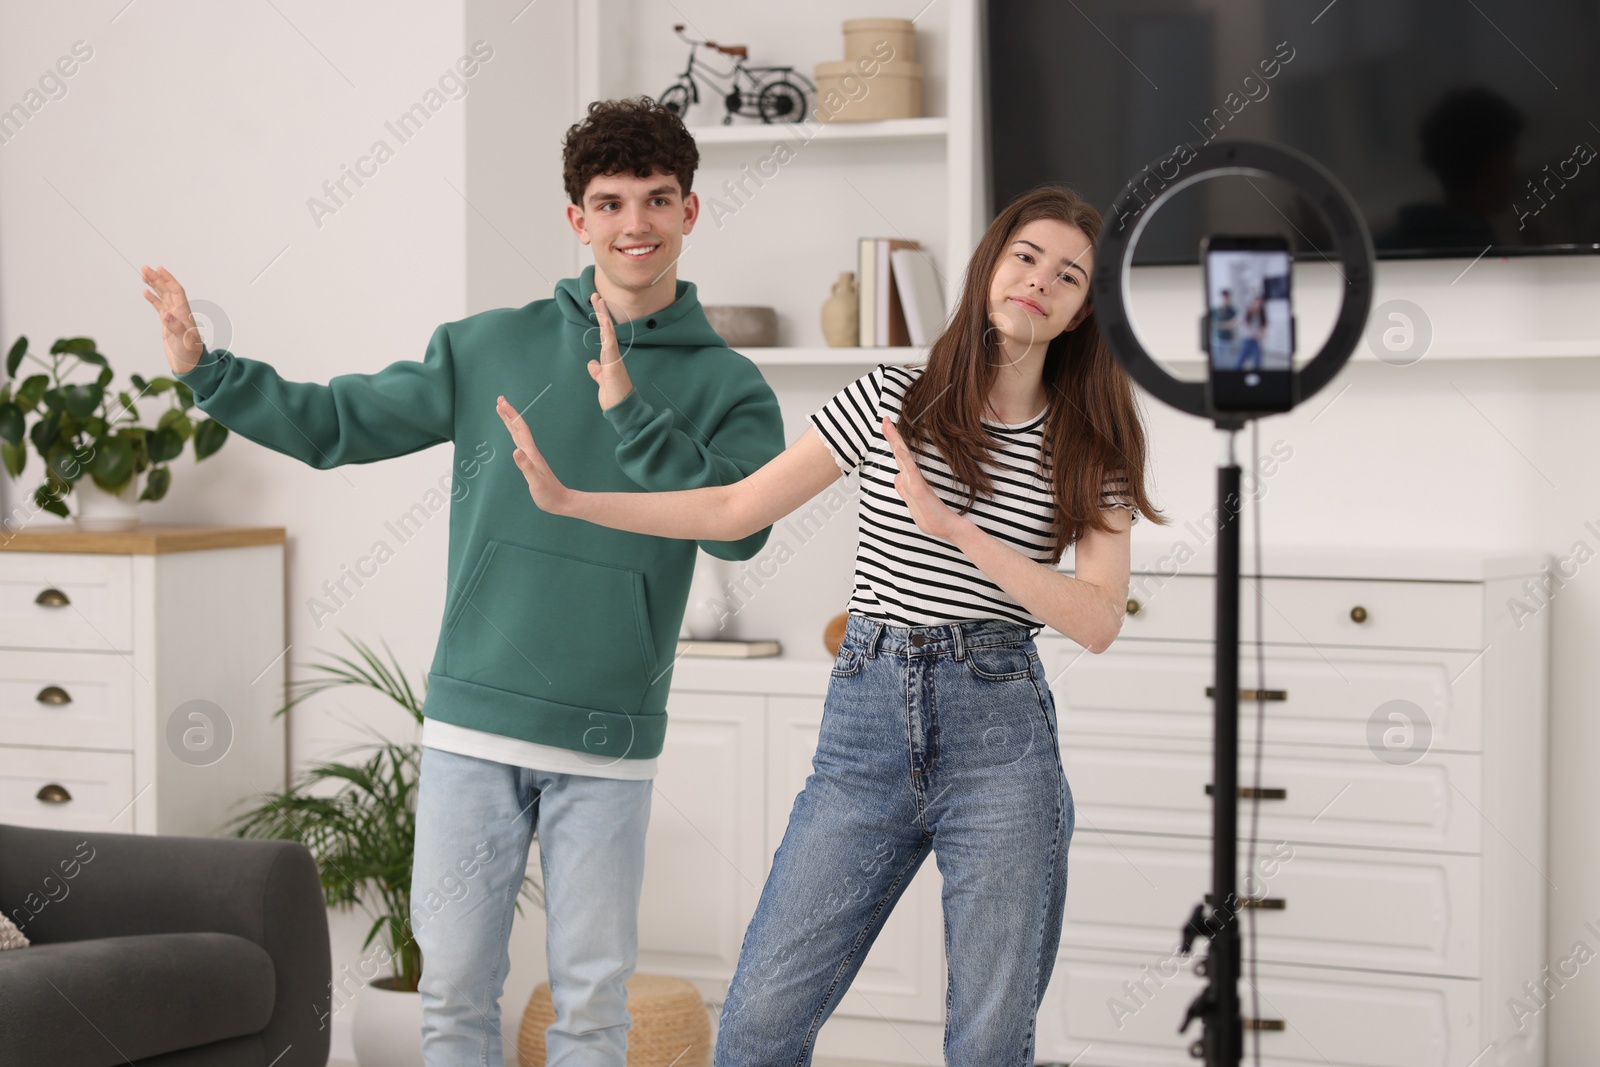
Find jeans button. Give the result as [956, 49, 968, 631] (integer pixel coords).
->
[910, 634, 926, 647]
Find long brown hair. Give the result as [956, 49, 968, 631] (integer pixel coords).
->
[897, 184, 1166, 562]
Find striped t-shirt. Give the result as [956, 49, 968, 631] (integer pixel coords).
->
[808, 363, 1135, 630]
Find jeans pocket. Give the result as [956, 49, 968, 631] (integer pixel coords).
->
[831, 641, 866, 678]
[963, 642, 1035, 681]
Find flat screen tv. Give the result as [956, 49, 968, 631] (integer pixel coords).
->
[987, 0, 1600, 264]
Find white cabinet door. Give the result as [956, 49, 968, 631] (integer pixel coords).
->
[637, 690, 767, 996]
[1037, 948, 1479, 1067]
[766, 694, 947, 1024]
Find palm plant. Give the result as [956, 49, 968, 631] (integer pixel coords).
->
[229, 633, 541, 992]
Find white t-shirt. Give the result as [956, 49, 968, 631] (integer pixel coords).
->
[421, 719, 658, 780]
[808, 363, 1134, 630]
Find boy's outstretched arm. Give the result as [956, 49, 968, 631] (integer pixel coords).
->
[499, 395, 838, 545]
[142, 265, 452, 467]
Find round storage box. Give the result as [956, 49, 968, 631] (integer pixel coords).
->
[813, 57, 923, 122]
[843, 17, 916, 63]
[518, 973, 710, 1066]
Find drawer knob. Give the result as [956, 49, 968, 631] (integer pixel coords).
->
[1126, 598, 1142, 616]
[36, 783, 72, 804]
[1206, 686, 1288, 702]
[1205, 893, 1286, 910]
[34, 587, 71, 608]
[1245, 1018, 1287, 1032]
[1350, 604, 1369, 623]
[36, 685, 72, 706]
[1205, 784, 1287, 801]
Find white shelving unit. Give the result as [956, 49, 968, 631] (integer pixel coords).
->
[575, 0, 983, 363]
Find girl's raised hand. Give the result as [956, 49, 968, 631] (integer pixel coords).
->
[881, 416, 967, 542]
[587, 293, 635, 411]
[497, 395, 574, 514]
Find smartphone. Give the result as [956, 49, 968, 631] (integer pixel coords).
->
[1201, 235, 1296, 414]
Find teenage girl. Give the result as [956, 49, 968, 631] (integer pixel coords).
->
[497, 184, 1164, 1064]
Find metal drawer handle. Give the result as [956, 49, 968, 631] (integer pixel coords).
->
[35, 587, 71, 608]
[1350, 605, 1369, 623]
[1126, 597, 1142, 616]
[36, 685, 72, 706]
[36, 783, 72, 804]
[1206, 686, 1288, 702]
[1245, 1018, 1287, 1032]
[1205, 893, 1286, 910]
[1205, 784, 1287, 801]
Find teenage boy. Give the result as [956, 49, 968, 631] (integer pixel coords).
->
[141, 97, 785, 1065]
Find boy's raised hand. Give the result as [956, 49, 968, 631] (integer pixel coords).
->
[140, 265, 204, 374]
[497, 395, 573, 515]
[587, 293, 635, 411]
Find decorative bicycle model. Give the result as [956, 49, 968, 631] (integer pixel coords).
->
[656, 24, 815, 125]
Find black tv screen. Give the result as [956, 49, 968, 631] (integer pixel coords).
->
[987, 0, 1600, 264]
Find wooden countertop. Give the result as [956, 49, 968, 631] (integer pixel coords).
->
[0, 524, 286, 555]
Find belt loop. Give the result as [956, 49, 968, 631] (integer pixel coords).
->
[867, 620, 885, 658]
[952, 621, 966, 660]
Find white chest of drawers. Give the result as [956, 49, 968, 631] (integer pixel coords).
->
[1034, 548, 1550, 1067]
[0, 525, 287, 837]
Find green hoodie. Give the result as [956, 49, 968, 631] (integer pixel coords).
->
[176, 266, 784, 761]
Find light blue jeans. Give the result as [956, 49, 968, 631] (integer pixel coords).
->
[714, 613, 1074, 1066]
[409, 745, 653, 1066]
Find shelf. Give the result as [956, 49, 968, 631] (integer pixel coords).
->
[680, 116, 948, 146]
[738, 346, 926, 366]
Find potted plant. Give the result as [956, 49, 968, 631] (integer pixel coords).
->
[229, 634, 541, 1067]
[0, 334, 230, 529]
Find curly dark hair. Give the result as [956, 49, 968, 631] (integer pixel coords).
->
[562, 97, 700, 206]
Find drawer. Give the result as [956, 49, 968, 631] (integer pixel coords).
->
[0, 746, 135, 831]
[0, 553, 133, 652]
[1061, 735, 1483, 852]
[1118, 574, 1483, 651]
[1037, 948, 1478, 1067]
[1039, 638, 1484, 752]
[1061, 834, 1480, 977]
[0, 651, 135, 750]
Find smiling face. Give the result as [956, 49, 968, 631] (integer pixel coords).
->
[985, 218, 1095, 355]
[566, 169, 699, 297]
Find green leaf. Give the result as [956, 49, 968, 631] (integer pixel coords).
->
[5, 337, 26, 379]
[116, 391, 140, 423]
[140, 465, 171, 502]
[71, 350, 108, 368]
[33, 485, 68, 518]
[173, 381, 194, 410]
[2, 440, 25, 478]
[88, 435, 134, 490]
[193, 418, 228, 460]
[83, 416, 108, 438]
[59, 383, 103, 419]
[41, 388, 62, 414]
[156, 407, 193, 438]
[147, 377, 175, 395]
[0, 403, 22, 446]
[96, 366, 114, 388]
[49, 337, 96, 357]
[17, 375, 49, 410]
[30, 411, 60, 453]
[46, 441, 86, 486]
[129, 373, 149, 393]
[148, 425, 184, 464]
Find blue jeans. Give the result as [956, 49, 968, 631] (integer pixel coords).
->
[715, 613, 1074, 1066]
[409, 746, 653, 1066]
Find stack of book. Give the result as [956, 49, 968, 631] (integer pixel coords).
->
[856, 238, 946, 347]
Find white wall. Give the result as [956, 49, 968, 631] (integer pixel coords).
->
[4, 1, 1598, 1064]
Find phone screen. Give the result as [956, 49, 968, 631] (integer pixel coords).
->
[1204, 237, 1294, 413]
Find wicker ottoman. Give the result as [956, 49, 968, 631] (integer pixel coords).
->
[517, 973, 711, 1066]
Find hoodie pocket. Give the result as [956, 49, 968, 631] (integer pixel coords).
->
[442, 540, 659, 711]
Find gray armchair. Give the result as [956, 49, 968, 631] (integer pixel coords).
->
[0, 823, 331, 1067]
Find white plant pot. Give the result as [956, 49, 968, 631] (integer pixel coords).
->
[73, 478, 141, 532]
[352, 978, 423, 1067]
